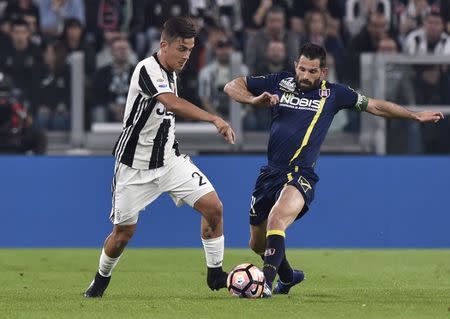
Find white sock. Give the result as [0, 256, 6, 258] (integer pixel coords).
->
[98, 248, 122, 277]
[201, 235, 224, 268]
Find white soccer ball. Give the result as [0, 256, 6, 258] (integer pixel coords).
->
[226, 263, 265, 298]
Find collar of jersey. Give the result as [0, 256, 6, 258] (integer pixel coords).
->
[153, 52, 171, 74]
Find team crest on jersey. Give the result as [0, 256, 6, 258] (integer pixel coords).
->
[279, 77, 296, 93]
[319, 88, 330, 98]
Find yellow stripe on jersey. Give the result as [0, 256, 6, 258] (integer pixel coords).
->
[267, 230, 286, 237]
[289, 80, 329, 165]
[287, 172, 293, 181]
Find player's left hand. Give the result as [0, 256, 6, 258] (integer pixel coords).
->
[415, 111, 444, 123]
[213, 117, 236, 144]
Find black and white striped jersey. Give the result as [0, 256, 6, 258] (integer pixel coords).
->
[113, 53, 180, 169]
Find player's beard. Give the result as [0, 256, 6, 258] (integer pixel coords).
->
[297, 78, 321, 92]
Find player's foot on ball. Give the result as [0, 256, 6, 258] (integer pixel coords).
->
[261, 283, 272, 298]
[83, 272, 111, 298]
[273, 269, 305, 295]
[207, 267, 228, 290]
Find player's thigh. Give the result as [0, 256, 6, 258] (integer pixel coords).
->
[110, 163, 162, 225]
[268, 185, 305, 230]
[163, 155, 215, 208]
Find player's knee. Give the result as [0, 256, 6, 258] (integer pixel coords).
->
[203, 199, 223, 222]
[267, 209, 287, 230]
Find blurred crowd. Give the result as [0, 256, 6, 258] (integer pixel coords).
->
[0, 0, 449, 154]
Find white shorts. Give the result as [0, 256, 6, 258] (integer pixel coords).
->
[110, 155, 215, 225]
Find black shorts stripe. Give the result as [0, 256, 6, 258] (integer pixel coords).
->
[149, 119, 171, 169]
[120, 98, 157, 166]
[139, 65, 157, 97]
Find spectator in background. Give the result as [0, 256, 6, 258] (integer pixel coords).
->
[254, 40, 291, 75]
[245, 5, 299, 74]
[96, 30, 137, 69]
[23, 12, 43, 47]
[301, 9, 345, 79]
[198, 37, 248, 120]
[59, 18, 96, 75]
[143, 0, 190, 55]
[3, 0, 40, 26]
[35, 42, 71, 131]
[344, 0, 391, 37]
[216, 0, 242, 37]
[290, 0, 345, 36]
[403, 9, 450, 54]
[395, 0, 430, 42]
[241, 0, 291, 33]
[345, 11, 390, 87]
[0, 71, 47, 154]
[84, 0, 138, 53]
[38, 0, 85, 39]
[91, 36, 134, 123]
[0, 18, 43, 112]
[200, 25, 226, 66]
[244, 40, 289, 131]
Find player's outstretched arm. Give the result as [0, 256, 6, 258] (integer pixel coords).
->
[224, 77, 279, 107]
[157, 93, 235, 144]
[366, 98, 444, 123]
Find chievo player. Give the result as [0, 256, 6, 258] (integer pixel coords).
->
[224, 42, 443, 297]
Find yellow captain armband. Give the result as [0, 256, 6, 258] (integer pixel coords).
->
[354, 93, 369, 112]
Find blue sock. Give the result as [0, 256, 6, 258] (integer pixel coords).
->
[260, 253, 293, 283]
[278, 253, 293, 283]
[263, 230, 286, 288]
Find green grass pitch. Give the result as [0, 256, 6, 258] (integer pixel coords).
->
[1, 249, 449, 319]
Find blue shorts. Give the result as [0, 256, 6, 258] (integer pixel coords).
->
[249, 165, 318, 226]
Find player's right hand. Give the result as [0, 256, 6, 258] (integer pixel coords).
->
[251, 92, 279, 107]
[213, 117, 236, 144]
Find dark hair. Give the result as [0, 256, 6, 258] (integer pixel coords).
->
[11, 18, 29, 29]
[427, 8, 444, 22]
[298, 42, 327, 68]
[267, 5, 286, 17]
[162, 17, 197, 42]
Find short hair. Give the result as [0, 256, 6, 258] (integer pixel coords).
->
[266, 5, 286, 17]
[298, 43, 327, 68]
[162, 17, 197, 42]
[11, 18, 29, 29]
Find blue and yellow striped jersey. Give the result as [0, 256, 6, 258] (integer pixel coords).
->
[246, 71, 368, 170]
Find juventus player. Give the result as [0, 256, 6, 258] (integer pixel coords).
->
[84, 17, 236, 297]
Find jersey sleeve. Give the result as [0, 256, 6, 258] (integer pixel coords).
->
[137, 64, 173, 98]
[334, 83, 369, 112]
[246, 73, 280, 96]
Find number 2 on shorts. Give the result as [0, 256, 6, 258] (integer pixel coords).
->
[192, 172, 207, 186]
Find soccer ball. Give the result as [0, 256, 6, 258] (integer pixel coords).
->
[226, 263, 265, 298]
